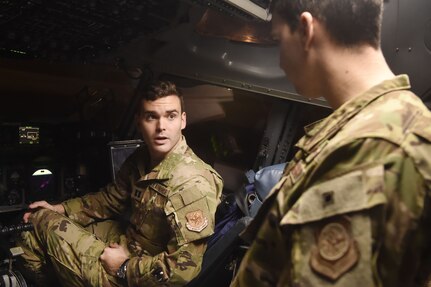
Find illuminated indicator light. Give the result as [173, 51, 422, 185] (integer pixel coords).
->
[32, 169, 53, 176]
[10, 49, 27, 55]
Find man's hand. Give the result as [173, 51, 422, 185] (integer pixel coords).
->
[100, 243, 130, 276]
[23, 201, 65, 223]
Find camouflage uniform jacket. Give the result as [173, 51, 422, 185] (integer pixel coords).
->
[62, 137, 223, 286]
[231, 75, 431, 287]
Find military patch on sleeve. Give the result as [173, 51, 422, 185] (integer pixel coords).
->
[289, 160, 305, 184]
[185, 210, 208, 232]
[309, 218, 359, 281]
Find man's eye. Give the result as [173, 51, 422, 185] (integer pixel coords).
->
[145, 114, 156, 121]
[168, 113, 177, 120]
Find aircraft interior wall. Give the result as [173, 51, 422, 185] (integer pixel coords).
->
[0, 65, 331, 287]
[1, 0, 430, 285]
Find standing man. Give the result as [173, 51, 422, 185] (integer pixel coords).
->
[232, 1, 431, 286]
[18, 81, 223, 286]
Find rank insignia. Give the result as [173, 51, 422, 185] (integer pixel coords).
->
[132, 187, 143, 200]
[309, 219, 359, 280]
[289, 160, 304, 184]
[185, 210, 208, 232]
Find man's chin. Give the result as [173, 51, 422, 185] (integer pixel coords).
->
[150, 146, 171, 158]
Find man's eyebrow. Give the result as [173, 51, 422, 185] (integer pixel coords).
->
[166, 109, 179, 114]
[141, 109, 179, 115]
[142, 110, 156, 115]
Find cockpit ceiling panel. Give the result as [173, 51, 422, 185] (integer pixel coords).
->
[185, 0, 271, 21]
[196, 9, 275, 44]
[0, 0, 430, 106]
[0, 0, 181, 62]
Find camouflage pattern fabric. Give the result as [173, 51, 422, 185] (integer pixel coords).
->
[17, 211, 123, 287]
[17, 137, 223, 286]
[231, 75, 431, 287]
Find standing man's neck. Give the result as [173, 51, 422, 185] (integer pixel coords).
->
[318, 46, 395, 109]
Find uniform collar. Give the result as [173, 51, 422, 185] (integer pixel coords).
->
[296, 75, 411, 154]
[137, 136, 189, 182]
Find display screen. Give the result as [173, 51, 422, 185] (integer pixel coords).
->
[19, 126, 39, 144]
[109, 140, 142, 181]
[30, 168, 54, 201]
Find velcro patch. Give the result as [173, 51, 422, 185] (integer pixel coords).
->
[185, 210, 208, 233]
[281, 165, 386, 225]
[309, 218, 359, 280]
[149, 183, 169, 197]
[289, 160, 305, 184]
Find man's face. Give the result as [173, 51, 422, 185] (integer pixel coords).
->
[271, 12, 308, 95]
[137, 95, 186, 164]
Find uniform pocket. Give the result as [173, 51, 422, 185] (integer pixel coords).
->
[281, 165, 386, 225]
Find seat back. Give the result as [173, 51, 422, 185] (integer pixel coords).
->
[187, 193, 250, 287]
[187, 163, 286, 286]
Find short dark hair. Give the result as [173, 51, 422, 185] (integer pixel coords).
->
[140, 81, 185, 113]
[270, 0, 383, 49]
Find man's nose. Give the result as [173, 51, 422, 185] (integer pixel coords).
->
[156, 118, 166, 131]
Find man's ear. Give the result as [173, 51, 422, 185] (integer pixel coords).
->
[299, 12, 314, 51]
[181, 112, 187, 130]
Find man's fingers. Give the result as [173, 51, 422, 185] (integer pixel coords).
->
[23, 201, 53, 223]
[109, 242, 120, 248]
[100, 249, 107, 261]
[28, 201, 51, 210]
[23, 212, 31, 223]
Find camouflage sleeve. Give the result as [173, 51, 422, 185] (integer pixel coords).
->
[126, 241, 207, 286]
[61, 153, 135, 226]
[126, 173, 223, 286]
[166, 174, 221, 246]
[279, 137, 431, 286]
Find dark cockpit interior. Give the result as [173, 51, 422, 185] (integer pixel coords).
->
[0, 0, 430, 286]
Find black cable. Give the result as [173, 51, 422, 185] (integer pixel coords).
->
[0, 223, 33, 236]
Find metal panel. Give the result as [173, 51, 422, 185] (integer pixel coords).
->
[99, 0, 431, 105]
[131, 6, 329, 108]
[381, 0, 431, 98]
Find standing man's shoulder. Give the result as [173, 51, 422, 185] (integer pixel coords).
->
[339, 88, 431, 144]
[375, 89, 430, 117]
[370, 89, 431, 140]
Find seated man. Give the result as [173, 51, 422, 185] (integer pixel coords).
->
[17, 81, 223, 287]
